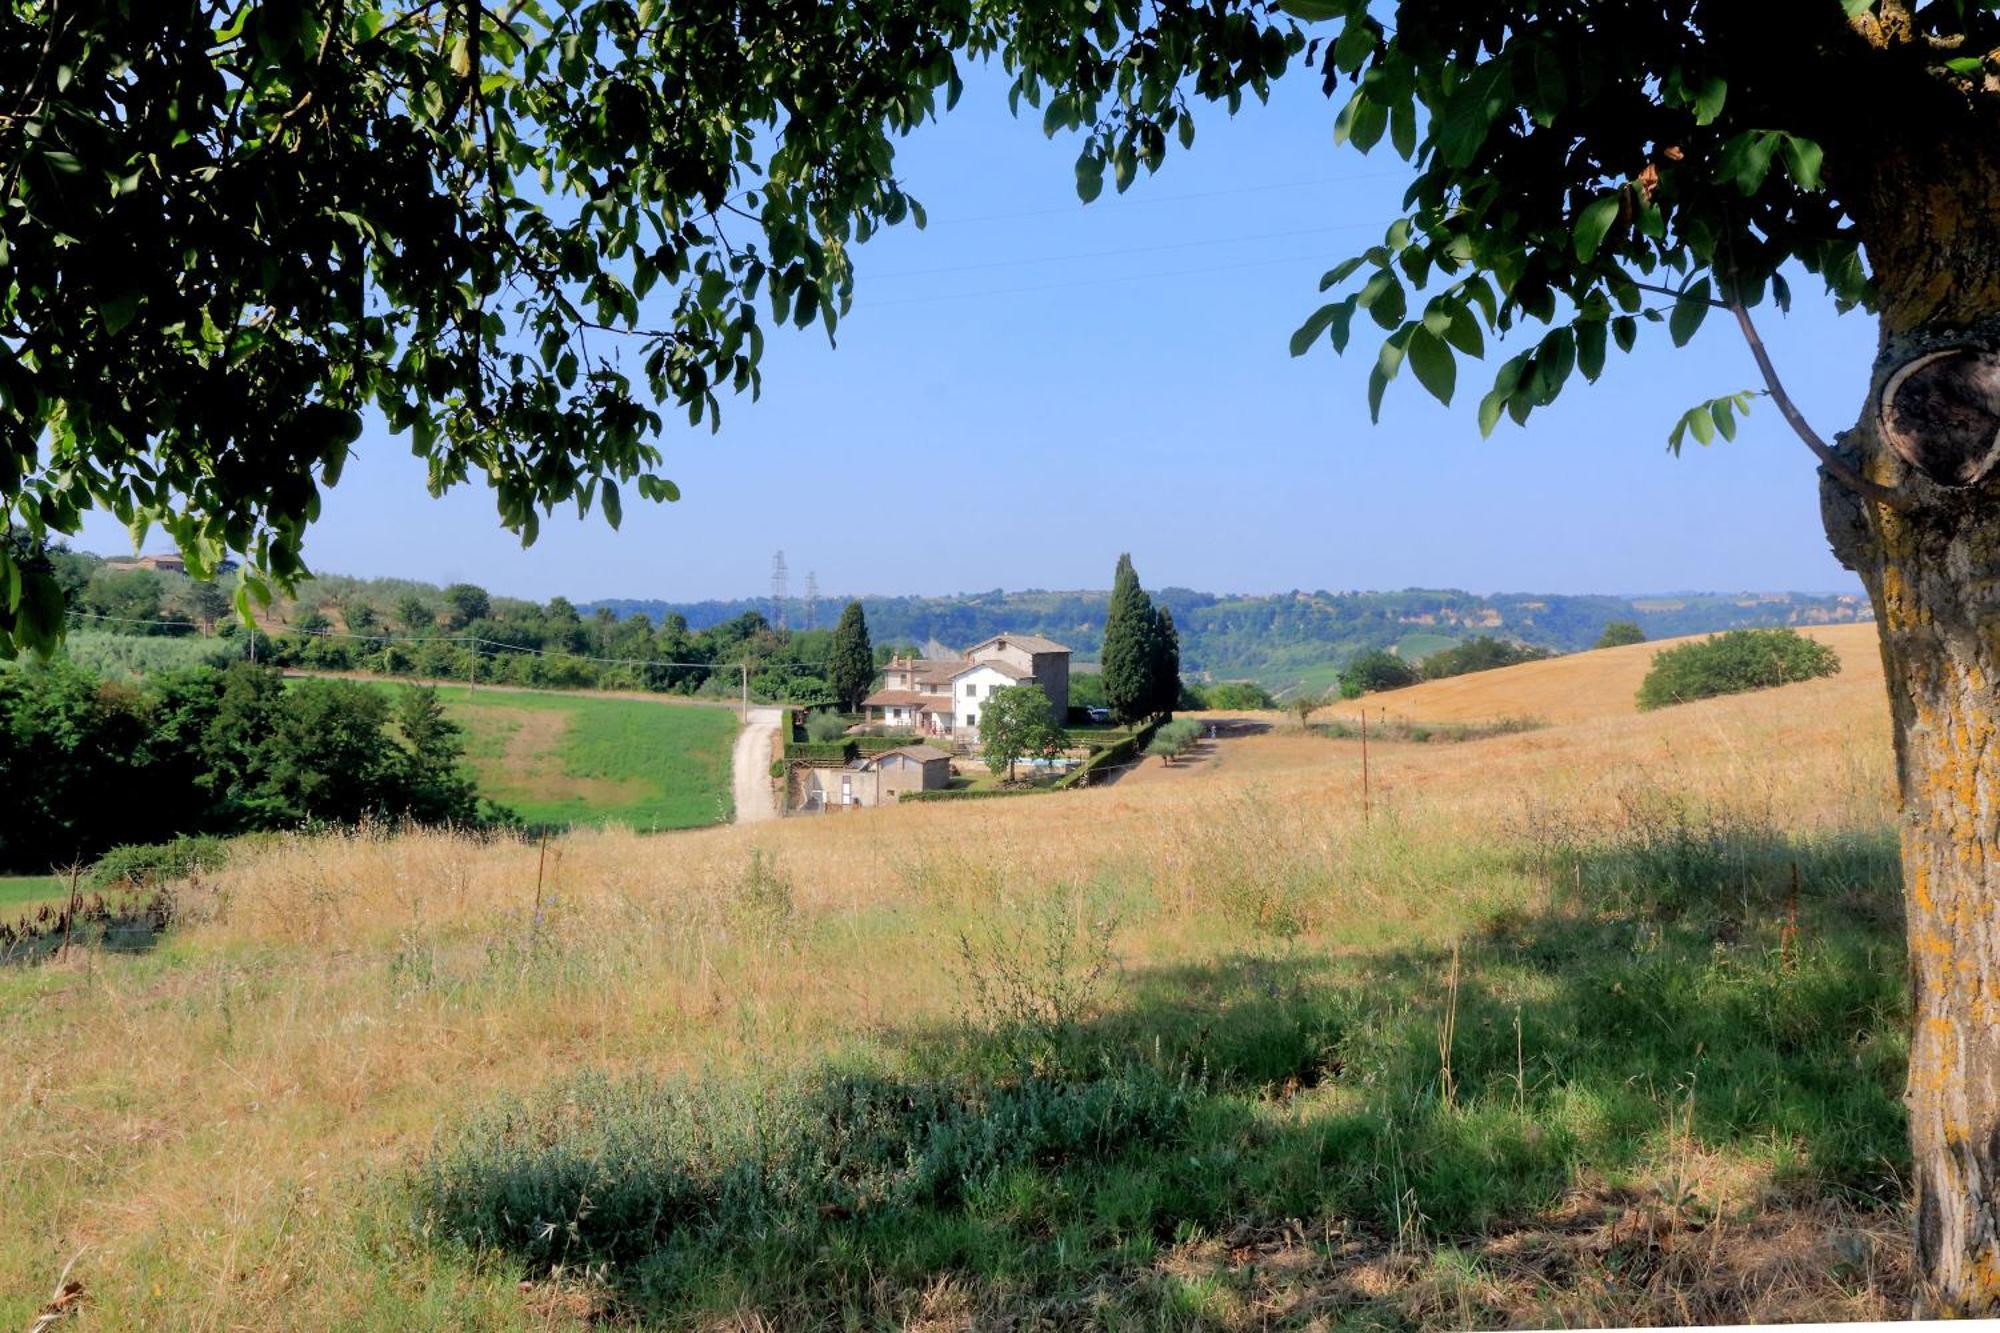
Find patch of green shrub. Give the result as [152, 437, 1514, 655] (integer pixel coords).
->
[1635, 628, 1840, 710]
[1338, 648, 1420, 698]
[898, 786, 1046, 803]
[1193, 680, 1277, 710]
[852, 733, 924, 754]
[803, 710, 848, 744]
[416, 1065, 1198, 1278]
[1055, 719, 1161, 790]
[1418, 636, 1550, 681]
[87, 835, 229, 890]
[782, 741, 856, 764]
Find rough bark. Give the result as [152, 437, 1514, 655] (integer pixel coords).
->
[1824, 319, 2000, 1316]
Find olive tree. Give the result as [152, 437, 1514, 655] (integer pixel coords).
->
[8, 0, 2000, 1309]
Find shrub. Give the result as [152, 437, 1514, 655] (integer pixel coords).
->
[804, 710, 848, 743]
[1418, 636, 1550, 681]
[1195, 680, 1277, 710]
[1144, 718, 1202, 765]
[1594, 620, 1646, 649]
[1338, 648, 1419, 698]
[852, 733, 923, 754]
[87, 835, 229, 890]
[783, 741, 855, 764]
[415, 1064, 1197, 1280]
[899, 786, 1045, 803]
[1636, 628, 1841, 710]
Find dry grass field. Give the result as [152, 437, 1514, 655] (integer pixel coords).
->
[0, 636, 1912, 1330]
[1348, 621, 1883, 726]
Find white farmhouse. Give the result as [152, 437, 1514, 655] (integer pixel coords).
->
[862, 632, 1071, 740]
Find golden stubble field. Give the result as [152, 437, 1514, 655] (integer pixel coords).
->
[1, 626, 1908, 1330]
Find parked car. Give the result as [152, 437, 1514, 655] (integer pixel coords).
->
[1086, 707, 1112, 724]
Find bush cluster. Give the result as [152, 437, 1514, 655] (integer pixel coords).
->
[86, 835, 230, 890]
[1636, 628, 1840, 710]
[1418, 635, 1550, 681]
[1338, 648, 1420, 698]
[1188, 680, 1277, 710]
[0, 659, 490, 872]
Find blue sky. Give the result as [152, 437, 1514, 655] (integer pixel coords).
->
[80, 65, 1878, 603]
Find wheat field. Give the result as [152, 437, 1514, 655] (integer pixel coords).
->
[1, 634, 1911, 1329]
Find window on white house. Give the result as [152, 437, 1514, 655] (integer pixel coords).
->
[964, 683, 975, 696]
[966, 713, 976, 728]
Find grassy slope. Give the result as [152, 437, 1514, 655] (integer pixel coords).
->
[0, 661, 1909, 1328]
[361, 682, 738, 830]
[1354, 621, 1884, 725]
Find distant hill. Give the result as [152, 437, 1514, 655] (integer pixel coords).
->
[581, 586, 1874, 691]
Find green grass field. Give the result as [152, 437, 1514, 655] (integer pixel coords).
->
[363, 683, 739, 830]
[0, 876, 66, 915]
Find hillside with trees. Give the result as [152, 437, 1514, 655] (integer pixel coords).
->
[586, 585, 1869, 688]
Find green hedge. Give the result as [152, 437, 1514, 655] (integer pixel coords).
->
[899, 786, 1048, 804]
[853, 734, 928, 754]
[783, 741, 857, 764]
[1056, 719, 1161, 790]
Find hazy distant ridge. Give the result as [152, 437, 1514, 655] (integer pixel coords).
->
[581, 586, 1873, 687]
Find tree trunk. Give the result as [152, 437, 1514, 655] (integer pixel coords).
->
[1824, 324, 2000, 1315]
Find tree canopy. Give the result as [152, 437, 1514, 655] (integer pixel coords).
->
[12, 2, 1990, 656]
[977, 683, 1066, 780]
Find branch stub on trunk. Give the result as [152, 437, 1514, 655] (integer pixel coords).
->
[1879, 347, 2000, 488]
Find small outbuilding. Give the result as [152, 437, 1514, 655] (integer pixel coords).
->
[801, 744, 953, 810]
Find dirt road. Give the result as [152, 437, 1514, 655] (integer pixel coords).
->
[732, 707, 784, 824]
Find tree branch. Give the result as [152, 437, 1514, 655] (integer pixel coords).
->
[1728, 300, 1914, 512]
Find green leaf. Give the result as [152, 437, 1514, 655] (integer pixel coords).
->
[1712, 398, 1738, 441]
[1319, 255, 1368, 290]
[1290, 302, 1341, 357]
[1274, 0, 1348, 19]
[1357, 270, 1406, 329]
[1692, 76, 1727, 126]
[1669, 278, 1712, 347]
[1390, 98, 1417, 159]
[1573, 194, 1621, 262]
[1442, 302, 1484, 358]
[1406, 327, 1456, 405]
[1717, 131, 1778, 195]
[1780, 134, 1825, 191]
[1436, 61, 1511, 168]
[1576, 319, 1607, 382]
[1477, 388, 1507, 438]
[1075, 151, 1104, 203]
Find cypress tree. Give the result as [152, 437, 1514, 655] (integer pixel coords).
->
[1151, 605, 1182, 717]
[1102, 554, 1160, 725]
[827, 601, 874, 712]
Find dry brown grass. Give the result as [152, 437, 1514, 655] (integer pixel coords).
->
[0, 642, 1909, 1329]
[1338, 621, 1883, 725]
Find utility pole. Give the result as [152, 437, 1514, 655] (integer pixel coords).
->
[804, 571, 819, 631]
[1359, 710, 1371, 825]
[740, 661, 749, 721]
